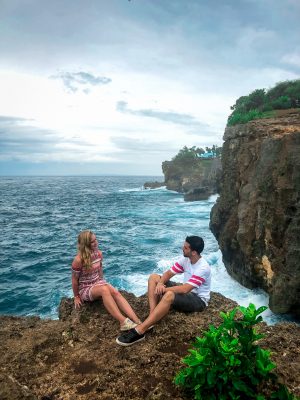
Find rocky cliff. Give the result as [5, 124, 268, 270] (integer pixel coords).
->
[162, 157, 221, 201]
[210, 109, 300, 317]
[0, 291, 299, 399]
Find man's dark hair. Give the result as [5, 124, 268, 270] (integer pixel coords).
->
[185, 236, 204, 255]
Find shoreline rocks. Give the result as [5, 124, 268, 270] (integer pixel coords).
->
[145, 157, 221, 201]
[143, 181, 165, 189]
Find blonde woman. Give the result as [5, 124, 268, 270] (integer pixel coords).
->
[71, 230, 141, 331]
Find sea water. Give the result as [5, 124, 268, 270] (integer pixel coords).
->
[0, 176, 293, 324]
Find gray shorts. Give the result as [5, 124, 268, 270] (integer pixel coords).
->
[165, 280, 206, 312]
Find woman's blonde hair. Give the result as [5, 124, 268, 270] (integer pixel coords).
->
[77, 230, 94, 268]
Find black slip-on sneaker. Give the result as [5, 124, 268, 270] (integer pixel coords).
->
[116, 328, 145, 346]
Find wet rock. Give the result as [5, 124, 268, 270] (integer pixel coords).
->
[143, 181, 165, 189]
[184, 187, 212, 201]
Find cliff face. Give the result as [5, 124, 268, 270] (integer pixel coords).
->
[0, 292, 300, 400]
[162, 157, 221, 201]
[210, 110, 300, 316]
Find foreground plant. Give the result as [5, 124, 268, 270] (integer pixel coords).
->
[174, 304, 298, 400]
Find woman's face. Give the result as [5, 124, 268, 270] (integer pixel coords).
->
[90, 233, 98, 251]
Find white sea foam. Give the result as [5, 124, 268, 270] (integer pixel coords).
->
[118, 186, 144, 192]
[143, 186, 167, 191]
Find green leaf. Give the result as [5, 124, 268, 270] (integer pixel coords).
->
[207, 370, 216, 386]
[256, 305, 268, 315]
[232, 379, 253, 395]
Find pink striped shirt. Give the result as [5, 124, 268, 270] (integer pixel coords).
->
[170, 256, 211, 305]
[72, 250, 107, 301]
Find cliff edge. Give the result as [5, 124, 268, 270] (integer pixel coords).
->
[1, 291, 299, 399]
[210, 109, 300, 317]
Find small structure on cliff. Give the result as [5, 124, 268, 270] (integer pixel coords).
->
[199, 151, 215, 159]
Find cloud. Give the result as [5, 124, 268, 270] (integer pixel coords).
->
[281, 51, 300, 68]
[0, 0, 299, 175]
[236, 27, 276, 48]
[116, 101, 209, 131]
[0, 116, 126, 164]
[111, 136, 178, 153]
[51, 71, 111, 93]
[0, 116, 30, 125]
[0, 115, 112, 163]
[0, 116, 62, 160]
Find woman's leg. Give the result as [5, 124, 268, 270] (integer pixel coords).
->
[90, 284, 125, 324]
[108, 285, 141, 324]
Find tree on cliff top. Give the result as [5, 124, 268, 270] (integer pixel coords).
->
[228, 79, 300, 126]
[172, 145, 221, 162]
[162, 145, 222, 181]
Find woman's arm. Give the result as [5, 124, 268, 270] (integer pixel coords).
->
[71, 255, 82, 309]
[72, 274, 82, 309]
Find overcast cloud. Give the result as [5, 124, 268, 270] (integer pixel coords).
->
[0, 0, 299, 175]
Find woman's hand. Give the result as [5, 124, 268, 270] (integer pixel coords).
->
[155, 282, 166, 295]
[74, 296, 82, 309]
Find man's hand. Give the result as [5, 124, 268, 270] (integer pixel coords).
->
[155, 282, 166, 295]
[74, 296, 82, 309]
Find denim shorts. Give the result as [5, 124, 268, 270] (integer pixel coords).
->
[165, 280, 206, 312]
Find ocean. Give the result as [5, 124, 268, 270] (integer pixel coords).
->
[0, 176, 293, 325]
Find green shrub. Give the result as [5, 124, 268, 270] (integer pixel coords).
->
[228, 79, 300, 125]
[270, 96, 292, 110]
[174, 304, 298, 400]
[227, 109, 273, 126]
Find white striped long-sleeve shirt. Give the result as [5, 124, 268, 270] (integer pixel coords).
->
[169, 256, 211, 305]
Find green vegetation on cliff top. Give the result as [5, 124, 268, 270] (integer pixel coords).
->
[173, 145, 222, 161]
[228, 79, 300, 126]
[163, 145, 222, 177]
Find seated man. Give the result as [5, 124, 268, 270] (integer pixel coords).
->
[116, 235, 211, 346]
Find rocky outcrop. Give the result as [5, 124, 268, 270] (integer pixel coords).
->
[183, 187, 211, 201]
[210, 109, 300, 317]
[143, 181, 165, 189]
[1, 291, 299, 399]
[162, 157, 221, 201]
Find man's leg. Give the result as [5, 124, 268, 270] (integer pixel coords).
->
[136, 291, 175, 334]
[147, 273, 161, 313]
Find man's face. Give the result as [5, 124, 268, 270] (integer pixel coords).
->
[182, 241, 192, 258]
[90, 234, 98, 251]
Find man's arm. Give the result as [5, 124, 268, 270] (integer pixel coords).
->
[155, 270, 175, 295]
[165, 282, 194, 294]
[159, 270, 174, 284]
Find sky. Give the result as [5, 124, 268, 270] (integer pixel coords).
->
[0, 0, 299, 176]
